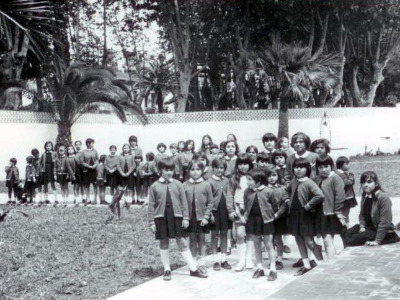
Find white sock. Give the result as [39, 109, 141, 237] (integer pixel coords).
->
[213, 254, 218, 263]
[227, 238, 231, 249]
[221, 253, 227, 262]
[198, 256, 205, 267]
[181, 249, 198, 271]
[257, 263, 263, 269]
[160, 249, 170, 271]
[303, 258, 311, 269]
[270, 262, 276, 272]
[245, 240, 255, 268]
[236, 244, 246, 270]
[277, 256, 282, 262]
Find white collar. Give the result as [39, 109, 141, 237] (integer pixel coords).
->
[297, 177, 308, 182]
[225, 155, 237, 161]
[275, 165, 286, 170]
[295, 151, 310, 159]
[268, 183, 280, 187]
[253, 185, 266, 191]
[336, 169, 344, 174]
[159, 177, 173, 183]
[264, 149, 276, 154]
[212, 174, 224, 181]
[328, 171, 335, 178]
[204, 166, 209, 172]
[189, 178, 204, 183]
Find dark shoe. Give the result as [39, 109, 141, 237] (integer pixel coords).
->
[213, 262, 221, 271]
[163, 270, 171, 281]
[123, 202, 130, 208]
[190, 269, 208, 278]
[283, 244, 291, 253]
[252, 269, 265, 279]
[221, 261, 232, 270]
[44, 200, 51, 204]
[294, 267, 311, 276]
[268, 270, 277, 281]
[310, 260, 317, 269]
[292, 258, 304, 268]
[100, 201, 108, 205]
[276, 261, 284, 270]
[84, 201, 91, 206]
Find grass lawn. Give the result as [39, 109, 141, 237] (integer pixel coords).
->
[1, 155, 400, 300]
[0, 206, 183, 300]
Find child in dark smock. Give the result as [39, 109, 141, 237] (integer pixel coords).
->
[183, 159, 214, 270]
[148, 158, 207, 281]
[207, 157, 233, 271]
[244, 169, 278, 281]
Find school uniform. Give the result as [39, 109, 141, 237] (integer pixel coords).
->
[260, 149, 276, 166]
[313, 172, 346, 235]
[32, 156, 42, 187]
[80, 149, 99, 185]
[244, 185, 277, 236]
[24, 164, 36, 199]
[54, 155, 69, 184]
[96, 163, 106, 187]
[5, 165, 19, 187]
[66, 156, 78, 183]
[207, 175, 232, 231]
[117, 154, 136, 189]
[74, 151, 83, 185]
[154, 153, 169, 170]
[105, 155, 120, 188]
[284, 151, 318, 182]
[181, 151, 194, 181]
[276, 177, 324, 236]
[335, 169, 358, 209]
[134, 161, 146, 198]
[183, 178, 214, 233]
[275, 165, 286, 185]
[269, 184, 288, 235]
[224, 155, 237, 178]
[40, 151, 57, 185]
[207, 154, 220, 166]
[344, 191, 400, 246]
[226, 175, 247, 224]
[130, 146, 143, 157]
[148, 177, 189, 240]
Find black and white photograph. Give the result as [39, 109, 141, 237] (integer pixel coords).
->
[1, 0, 400, 299]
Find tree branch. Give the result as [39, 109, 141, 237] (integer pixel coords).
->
[310, 11, 329, 61]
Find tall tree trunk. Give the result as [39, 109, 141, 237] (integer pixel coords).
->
[102, 0, 107, 66]
[56, 122, 72, 145]
[156, 88, 163, 113]
[278, 96, 290, 138]
[325, 55, 346, 107]
[176, 71, 191, 112]
[234, 71, 247, 109]
[363, 62, 385, 107]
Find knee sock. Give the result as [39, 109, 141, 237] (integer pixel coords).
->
[245, 240, 255, 268]
[270, 262, 276, 272]
[160, 249, 171, 271]
[221, 253, 227, 262]
[181, 249, 198, 272]
[303, 258, 311, 269]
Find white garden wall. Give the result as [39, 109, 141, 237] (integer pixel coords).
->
[1, 107, 400, 180]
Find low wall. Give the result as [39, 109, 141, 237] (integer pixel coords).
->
[1, 107, 400, 180]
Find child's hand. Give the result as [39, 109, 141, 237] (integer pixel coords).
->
[182, 219, 189, 229]
[54, 175, 57, 181]
[179, 175, 183, 180]
[359, 226, 366, 233]
[200, 218, 208, 226]
[337, 214, 346, 227]
[274, 213, 279, 220]
[365, 241, 379, 246]
[150, 224, 156, 233]
[210, 215, 215, 224]
[228, 212, 236, 222]
[304, 203, 311, 211]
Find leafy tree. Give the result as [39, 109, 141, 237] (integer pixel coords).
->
[47, 63, 148, 145]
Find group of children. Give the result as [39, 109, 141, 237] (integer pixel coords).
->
[5, 131, 399, 282]
[146, 132, 400, 281]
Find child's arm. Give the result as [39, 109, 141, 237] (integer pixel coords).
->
[201, 183, 215, 225]
[226, 184, 236, 220]
[304, 180, 324, 211]
[178, 183, 190, 228]
[127, 158, 136, 175]
[333, 176, 347, 225]
[66, 159, 76, 181]
[341, 172, 355, 186]
[147, 186, 157, 230]
[5, 165, 10, 173]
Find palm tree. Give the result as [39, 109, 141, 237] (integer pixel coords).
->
[48, 63, 148, 145]
[0, 1, 56, 108]
[257, 34, 341, 138]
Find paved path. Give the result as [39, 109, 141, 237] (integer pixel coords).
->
[106, 197, 400, 300]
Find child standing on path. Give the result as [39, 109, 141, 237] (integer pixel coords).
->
[169, 143, 183, 182]
[105, 145, 120, 201]
[96, 155, 107, 205]
[335, 156, 357, 227]
[313, 155, 346, 259]
[208, 158, 233, 271]
[183, 159, 214, 271]
[118, 144, 136, 204]
[80, 138, 98, 205]
[31, 148, 42, 202]
[275, 158, 324, 276]
[181, 140, 195, 181]
[40, 141, 58, 203]
[244, 169, 278, 281]
[5, 158, 19, 204]
[148, 158, 207, 281]
[66, 145, 79, 204]
[227, 153, 254, 271]
[25, 156, 36, 203]
[54, 144, 69, 205]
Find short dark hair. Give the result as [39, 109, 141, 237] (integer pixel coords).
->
[188, 159, 205, 172]
[277, 137, 288, 148]
[192, 152, 209, 166]
[360, 171, 383, 193]
[272, 149, 288, 162]
[262, 133, 277, 144]
[158, 157, 174, 170]
[66, 144, 76, 155]
[157, 143, 167, 150]
[245, 145, 259, 154]
[145, 152, 155, 161]
[315, 154, 334, 170]
[290, 132, 311, 150]
[129, 135, 138, 143]
[109, 145, 117, 151]
[311, 138, 331, 154]
[211, 157, 227, 170]
[31, 148, 39, 156]
[292, 158, 312, 177]
[85, 138, 95, 147]
[26, 156, 34, 164]
[236, 153, 253, 169]
[184, 139, 195, 152]
[247, 169, 267, 185]
[169, 143, 177, 149]
[74, 140, 82, 146]
[210, 143, 219, 150]
[336, 156, 350, 169]
[44, 141, 54, 151]
[256, 152, 269, 163]
[10, 157, 17, 164]
[134, 155, 143, 161]
[99, 155, 106, 163]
